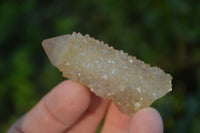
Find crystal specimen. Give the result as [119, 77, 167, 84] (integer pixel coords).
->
[42, 32, 172, 115]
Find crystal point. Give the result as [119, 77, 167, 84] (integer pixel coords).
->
[42, 32, 172, 115]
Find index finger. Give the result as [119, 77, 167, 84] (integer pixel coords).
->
[8, 80, 91, 133]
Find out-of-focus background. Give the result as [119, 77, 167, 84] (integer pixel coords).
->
[0, 0, 200, 132]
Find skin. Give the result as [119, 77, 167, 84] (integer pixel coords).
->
[8, 80, 163, 133]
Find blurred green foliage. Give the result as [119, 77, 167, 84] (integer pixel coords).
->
[0, 0, 200, 132]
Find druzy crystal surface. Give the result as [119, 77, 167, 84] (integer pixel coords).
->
[42, 32, 172, 115]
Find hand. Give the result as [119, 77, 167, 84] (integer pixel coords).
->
[8, 80, 163, 133]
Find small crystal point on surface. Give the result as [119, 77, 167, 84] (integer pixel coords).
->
[42, 32, 172, 115]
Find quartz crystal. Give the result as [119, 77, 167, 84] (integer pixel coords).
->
[42, 32, 172, 115]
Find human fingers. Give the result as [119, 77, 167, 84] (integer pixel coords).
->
[128, 107, 163, 133]
[66, 93, 110, 133]
[8, 80, 91, 133]
[101, 102, 132, 133]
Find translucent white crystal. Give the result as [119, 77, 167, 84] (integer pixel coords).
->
[42, 32, 172, 115]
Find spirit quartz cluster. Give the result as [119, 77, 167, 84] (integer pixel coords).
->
[42, 32, 172, 115]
